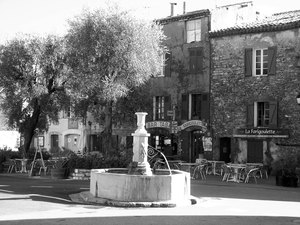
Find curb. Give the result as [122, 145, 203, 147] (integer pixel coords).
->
[69, 191, 198, 208]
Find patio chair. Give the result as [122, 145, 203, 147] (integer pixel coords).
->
[222, 164, 234, 181]
[2, 159, 16, 173]
[192, 164, 206, 180]
[244, 167, 260, 183]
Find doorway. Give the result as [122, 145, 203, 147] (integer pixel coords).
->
[220, 137, 231, 163]
[191, 131, 204, 163]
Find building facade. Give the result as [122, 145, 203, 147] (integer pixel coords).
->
[209, 10, 300, 164]
[146, 10, 212, 163]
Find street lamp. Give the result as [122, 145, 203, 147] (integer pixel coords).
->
[297, 93, 300, 105]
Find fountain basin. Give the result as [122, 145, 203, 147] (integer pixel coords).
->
[90, 168, 190, 204]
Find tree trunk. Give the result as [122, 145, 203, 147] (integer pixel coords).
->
[101, 101, 113, 156]
[23, 99, 41, 157]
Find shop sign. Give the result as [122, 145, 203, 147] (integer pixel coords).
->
[234, 128, 289, 138]
[202, 136, 212, 152]
[167, 110, 174, 117]
[177, 120, 207, 132]
[146, 121, 171, 129]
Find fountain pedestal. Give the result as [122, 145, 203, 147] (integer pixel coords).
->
[128, 112, 152, 175]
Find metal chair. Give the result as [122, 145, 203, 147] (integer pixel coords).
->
[244, 167, 260, 183]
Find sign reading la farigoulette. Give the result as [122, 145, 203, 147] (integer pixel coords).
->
[234, 128, 289, 138]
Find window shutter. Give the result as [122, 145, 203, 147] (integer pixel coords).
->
[246, 103, 254, 127]
[268, 46, 277, 76]
[201, 94, 209, 122]
[269, 101, 278, 128]
[164, 96, 171, 119]
[165, 52, 171, 77]
[196, 48, 203, 74]
[181, 94, 188, 120]
[245, 48, 253, 77]
[189, 49, 196, 74]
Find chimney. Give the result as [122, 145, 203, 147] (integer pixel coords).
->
[183, 1, 186, 14]
[170, 2, 177, 16]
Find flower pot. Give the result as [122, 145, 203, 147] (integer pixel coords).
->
[51, 168, 67, 179]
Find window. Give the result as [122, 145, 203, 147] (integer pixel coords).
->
[186, 19, 201, 43]
[256, 102, 270, 127]
[153, 96, 171, 120]
[153, 96, 165, 120]
[245, 46, 277, 77]
[160, 52, 171, 77]
[191, 94, 202, 119]
[189, 47, 203, 74]
[254, 49, 268, 76]
[247, 101, 277, 128]
[181, 93, 209, 121]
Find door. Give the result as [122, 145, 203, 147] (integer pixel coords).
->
[247, 139, 263, 163]
[220, 137, 231, 163]
[65, 134, 80, 153]
[191, 131, 203, 163]
[50, 134, 59, 149]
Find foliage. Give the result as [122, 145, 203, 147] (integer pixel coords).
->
[50, 147, 76, 169]
[66, 150, 132, 170]
[0, 149, 22, 163]
[65, 6, 165, 103]
[65, 6, 165, 154]
[272, 146, 300, 177]
[26, 147, 51, 160]
[112, 81, 153, 126]
[0, 35, 70, 155]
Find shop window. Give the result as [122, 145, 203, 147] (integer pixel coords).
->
[245, 46, 277, 77]
[186, 19, 201, 43]
[247, 101, 277, 128]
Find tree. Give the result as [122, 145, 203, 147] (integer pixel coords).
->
[0, 35, 69, 156]
[65, 7, 165, 154]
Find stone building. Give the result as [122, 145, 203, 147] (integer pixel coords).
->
[209, 10, 300, 164]
[146, 10, 212, 163]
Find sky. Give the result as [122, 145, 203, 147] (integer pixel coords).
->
[0, 0, 299, 44]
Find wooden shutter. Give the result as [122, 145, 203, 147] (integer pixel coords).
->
[196, 48, 203, 74]
[181, 94, 188, 120]
[268, 46, 277, 76]
[164, 52, 171, 77]
[164, 96, 171, 120]
[201, 94, 209, 122]
[189, 49, 196, 74]
[269, 101, 278, 128]
[246, 103, 254, 127]
[245, 48, 253, 77]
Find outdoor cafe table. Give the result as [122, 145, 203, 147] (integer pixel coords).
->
[207, 160, 225, 175]
[15, 158, 28, 173]
[226, 163, 247, 183]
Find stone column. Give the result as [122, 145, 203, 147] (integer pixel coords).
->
[129, 112, 152, 175]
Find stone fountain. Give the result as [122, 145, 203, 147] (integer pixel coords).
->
[74, 112, 193, 207]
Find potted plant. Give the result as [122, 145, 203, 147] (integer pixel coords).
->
[273, 146, 299, 187]
[49, 147, 71, 179]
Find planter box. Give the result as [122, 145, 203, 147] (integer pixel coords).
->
[276, 175, 298, 187]
[51, 168, 67, 179]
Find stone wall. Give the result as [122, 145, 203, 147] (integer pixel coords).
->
[210, 28, 300, 161]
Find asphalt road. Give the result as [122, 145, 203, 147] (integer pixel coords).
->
[0, 173, 299, 225]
